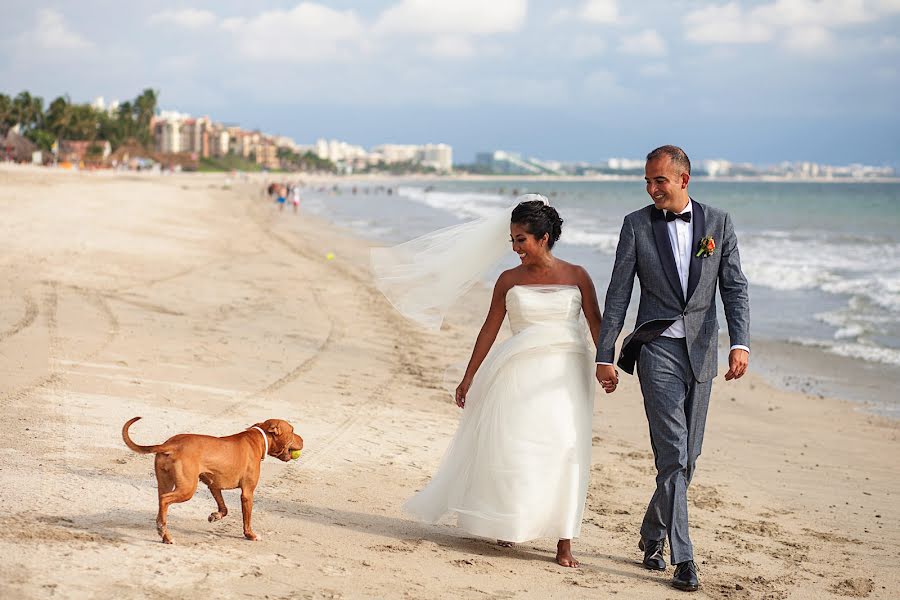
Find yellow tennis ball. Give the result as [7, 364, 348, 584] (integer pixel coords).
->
[325, 252, 335, 261]
[290, 449, 302, 460]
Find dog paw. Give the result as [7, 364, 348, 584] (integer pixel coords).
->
[244, 532, 260, 541]
[208, 512, 226, 522]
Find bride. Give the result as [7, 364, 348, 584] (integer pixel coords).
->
[372, 195, 606, 567]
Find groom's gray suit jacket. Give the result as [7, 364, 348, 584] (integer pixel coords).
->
[596, 200, 749, 383]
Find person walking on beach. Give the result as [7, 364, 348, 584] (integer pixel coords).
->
[290, 184, 301, 214]
[596, 145, 750, 592]
[372, 195, 607, 568]
[276, 185, 287, 212]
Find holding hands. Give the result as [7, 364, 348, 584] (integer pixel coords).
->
[455, 377, 472, 408]
[724, 348, 749, 381]
[596, 364, 618, 394]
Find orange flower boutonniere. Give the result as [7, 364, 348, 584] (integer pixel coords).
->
[696, 236, 715, 258]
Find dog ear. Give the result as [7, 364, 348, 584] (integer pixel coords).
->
[266, 421, 282, 436]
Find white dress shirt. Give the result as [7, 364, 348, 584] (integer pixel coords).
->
[660, 201, 694, 339]
[597, 200, 748, 365]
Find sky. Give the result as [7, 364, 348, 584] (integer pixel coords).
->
[2, 0, 899, 166]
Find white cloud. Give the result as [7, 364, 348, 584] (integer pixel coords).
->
[550, 8, 573, 24]
[620, 29, 667, 57]
[683, 3, 772, 44]
[159, 54, 200, 74]
[374, 0, 526, 35]
[580, 0, 620, 24]
[221, 3, 366, 63]
[783, 25, 833, 52]
[27, 9, 93, 51]
[684, 0, 895, 52]
[570, 34, 607, 58]
[422, 36, 477, 59]
[872, 0, 900, 13]
[753, 0, 871, 28]
[149, 9, 217, 29]
[639, 63, 670, 78]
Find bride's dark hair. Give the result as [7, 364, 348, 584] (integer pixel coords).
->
[511, 200, 563, 249]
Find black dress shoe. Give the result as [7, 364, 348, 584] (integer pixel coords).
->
[638, 538, 666, 571]
[672, 560, 699, 592]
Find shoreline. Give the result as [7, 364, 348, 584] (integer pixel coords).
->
[0, 168, 897, 599]
[5, 162, 899, 184]
[297, 180, 900, 422]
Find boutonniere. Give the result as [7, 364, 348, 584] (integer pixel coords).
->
[696, 235, 715, 258]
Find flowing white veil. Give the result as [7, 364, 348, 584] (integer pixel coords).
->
[370, 193, 549, 331]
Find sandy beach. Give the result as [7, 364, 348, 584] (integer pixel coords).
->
[0, 165, 897, 599]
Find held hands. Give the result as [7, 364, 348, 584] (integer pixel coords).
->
[595, 364, 618, 394]
[455, 377, 473, 408]
[725, 348, 749, 381]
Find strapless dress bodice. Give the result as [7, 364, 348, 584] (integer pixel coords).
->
[505, 285, 583, 334]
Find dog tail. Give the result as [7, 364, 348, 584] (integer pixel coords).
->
[122, 417, 161, 454]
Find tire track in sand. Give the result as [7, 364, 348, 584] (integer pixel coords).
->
[236, 194, 414, 468]
[0, 292, 38, 342]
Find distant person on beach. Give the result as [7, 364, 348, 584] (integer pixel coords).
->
[372, 195, 605, 568]
[596, 145, 750, 592]
[276, 185, 287, 211]
[290, 185, 301, 214]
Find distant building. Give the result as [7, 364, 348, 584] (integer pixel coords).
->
[255, 137, 279, 170]
[208, 127, 230, 157]
[606, 158, 644, 171]
[371, 144, 419, 164]
[314, 139, 368, 163]
[418, 143, 453, 172]
[153, 111, 193, 154]
[91, 96, 120, 116]
[701, 159, 732, 177]
[476, 150, 553, 175]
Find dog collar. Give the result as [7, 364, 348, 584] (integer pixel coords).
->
[251, 426, 269, 461]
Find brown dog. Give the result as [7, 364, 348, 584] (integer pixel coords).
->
[122, 417, 303, 544]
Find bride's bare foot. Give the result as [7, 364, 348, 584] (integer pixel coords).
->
[497, 540, 514, 548]
[556, 539, 579, 568]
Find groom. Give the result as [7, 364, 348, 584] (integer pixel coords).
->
[595, 145, 749, 592]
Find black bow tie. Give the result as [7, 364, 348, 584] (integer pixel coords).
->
[665, 210, 691, 223]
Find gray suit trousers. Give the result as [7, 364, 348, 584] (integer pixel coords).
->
[637, 336, 712, 564]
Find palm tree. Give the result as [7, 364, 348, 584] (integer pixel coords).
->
[117, 100, 135, 141]
[45, 95, 73, 139]
[134, 88, 158, 147]
[0, 93, 14, 135]
[68, 104, 100, 140]
[12, 92, 44, 131]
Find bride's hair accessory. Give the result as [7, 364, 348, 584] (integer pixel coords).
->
[516, 193, 550, 206]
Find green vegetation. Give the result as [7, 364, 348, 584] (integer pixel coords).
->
[357, 160, 437, 175]
[276, 148, 337, 173]
[0, 88, 158, 152]
[198, 155, 266, 172]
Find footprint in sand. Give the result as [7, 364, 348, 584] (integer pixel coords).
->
[831, 577, 875, 598]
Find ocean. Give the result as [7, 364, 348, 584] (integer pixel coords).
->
[297, 178, 900, 417]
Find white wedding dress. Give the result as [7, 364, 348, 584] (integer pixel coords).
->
[405, 285, 596, 542]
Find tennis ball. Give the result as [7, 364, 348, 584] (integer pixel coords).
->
[325, 252, 335, 261]
[290, 449, 302, 460]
